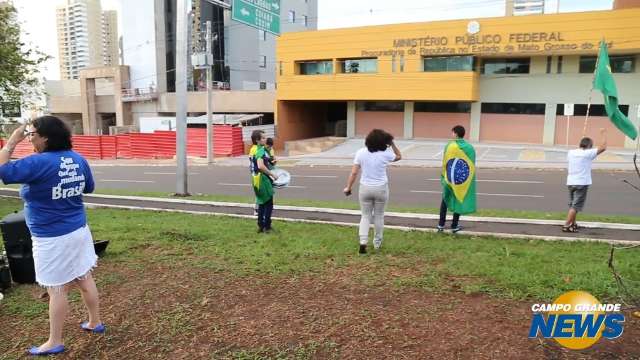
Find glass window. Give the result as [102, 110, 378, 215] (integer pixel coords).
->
[555, 104, 629, 117]
[288, 10, 295, 23]
[481, 58, 530, 74]
[279, 61, 283, 76]
[481, 103, 546, 114]
[424, 56, 474, 72]
[580, 55, 636, 73]
[546, 56, 552, 74]
[298, 60, 333, 75]
[414, 102, 471, 113]
[391, 54, 397, 73]
[400, 55, 405, 72]
[557, 56, 563, 74]
[259, 55, 266, 68]
[339, 58, 377, 73]
[356, 101, 404, 112]
[303, 15, 308, 27]
[259, 82, 267, 90]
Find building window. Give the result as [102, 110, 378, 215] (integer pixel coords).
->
[415, 102, 471, 113]
[400, 55, 405, 72]
[481, 103, 545, 114]
[279, 61, 283, 76]
[260, 55, 266, 68]
[557, 56, 563, 74]
[259, 30, 266, 41]
[555, 104, 629, 117]
[391, 54, 397, 72]
[303, 15, 308, 27]
[288, 10, 295, 23]
[481, 58, 530, 74]
[356, 101, 404, 112]
[579, 55, 635, 73]
[259, 82, 267, 90]
[298, 60, 333, 75]
[546, 56, 552, 74]
[339, 58, 377, 73]
[424, 56, 474, 72]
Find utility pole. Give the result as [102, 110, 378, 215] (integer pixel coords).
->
[175, 0, 189, 196]
[206, 20, 214, 164]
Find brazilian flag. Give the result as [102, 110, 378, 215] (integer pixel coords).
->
[593, 40, 637, 140]
[440, 139, 476, 214]
[251, 145, 274, 205]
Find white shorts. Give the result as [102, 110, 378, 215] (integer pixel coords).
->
[32, 225, 98, 288]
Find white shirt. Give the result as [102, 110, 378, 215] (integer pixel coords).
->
[354, 147, 396, 186]
[567, 148, 599, 186]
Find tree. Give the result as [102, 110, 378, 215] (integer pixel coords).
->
[0, 3, 50, 123]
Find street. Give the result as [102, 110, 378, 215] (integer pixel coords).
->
[89, 165, 640, 216]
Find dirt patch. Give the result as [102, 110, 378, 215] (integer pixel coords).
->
[0, 254, 638, 359]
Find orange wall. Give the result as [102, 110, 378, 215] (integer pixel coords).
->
[413, 112, 471, 139]
[480, 114, 545, 144]
[277, 101, 328, 142]
[355, 112, 404, 139]
[554, 116, 626, 147]
[614, 0, 640, 9]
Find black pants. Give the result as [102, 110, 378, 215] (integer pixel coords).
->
[257, 197, 274, 230]
[438, 199, 460, 228]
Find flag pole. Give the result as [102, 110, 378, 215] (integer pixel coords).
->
[584, 39, 604, 136]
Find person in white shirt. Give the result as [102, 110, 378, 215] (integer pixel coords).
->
[564, 128, 607, 232]
[343, 129, 402, 254]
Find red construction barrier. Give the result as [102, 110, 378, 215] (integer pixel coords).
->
[153, 131, 177, 158]
[12, 141, 35, 159]
[213, 126, 244, 157]
[116, 134, 132, 159]
[72, 136, 102, 159]
[100, 136, 117, 159]
[129, 133, 159, 159]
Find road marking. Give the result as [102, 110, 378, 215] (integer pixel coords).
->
[218, 183, 307, 189]
[411, 190, 543, 198]
[143, 172, 200, 175]
[425, 178, 543, 184]
[99, 179, 155, 183]
[292, 175, 338, 179]
[93, 171, 104, 174]
[431, 150, 443, 159]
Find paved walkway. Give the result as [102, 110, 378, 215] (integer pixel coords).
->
[2, 189, 636, 245]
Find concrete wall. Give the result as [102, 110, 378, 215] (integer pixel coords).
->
[276, 101, 326, 141]
[355, 112, 404, 139]
[413, 112, 470, 139]
[554, 115, 627, 147]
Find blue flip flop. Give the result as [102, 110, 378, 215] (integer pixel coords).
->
[81, 321, 106, 334]
[28, 344, 65, 356]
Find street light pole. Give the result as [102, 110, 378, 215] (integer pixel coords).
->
[175, 0, 189, 196]
[206, 20, 214, 164]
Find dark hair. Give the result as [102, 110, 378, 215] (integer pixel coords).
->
[452, 125, 465, 139]
[251, 130, 264, 145]
[266, 137, 274, 146]
[365, 129, 393, 152]
[579, 137, 593, 149]
[32, 116, 72, 152]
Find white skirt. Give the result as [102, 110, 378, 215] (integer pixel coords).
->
[32, 225, 98, 288]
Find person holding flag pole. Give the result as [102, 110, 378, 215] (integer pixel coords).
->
[563, 39, 638, 232]
[438, 125, 476, 233]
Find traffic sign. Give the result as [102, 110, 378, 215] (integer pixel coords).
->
[232, 0, 280, 35]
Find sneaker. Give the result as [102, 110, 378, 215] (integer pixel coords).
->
[373, 239, 382, 250]
[257, 228, 264, 233]
[451, 225, 463, 233]
[359, 244, 367, 254]
[437, 225, 445, 233]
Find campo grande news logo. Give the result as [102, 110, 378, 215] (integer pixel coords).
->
[528, 290, 625, 350]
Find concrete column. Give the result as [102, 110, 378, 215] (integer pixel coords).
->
[625, 104, 640, 149]
[80, 78, 98, 135]
[469, 101, 481, 141]
[403, 101, 414, 139]
[114, 66, 133, 127]
[543, 103, 557, 145]
[347, 101, 356, 138]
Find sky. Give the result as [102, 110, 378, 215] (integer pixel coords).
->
[13, 0, 613, 81]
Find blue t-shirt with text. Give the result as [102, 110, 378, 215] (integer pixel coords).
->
[0, 151, 95, 237]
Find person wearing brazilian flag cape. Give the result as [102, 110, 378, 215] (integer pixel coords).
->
[249, 130, 279, 233]
[438, 125, 476, 233]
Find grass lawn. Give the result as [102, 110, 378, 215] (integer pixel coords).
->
[0, 197, 638, 358]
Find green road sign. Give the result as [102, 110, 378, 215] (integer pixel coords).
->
[232, 0, 280, 35]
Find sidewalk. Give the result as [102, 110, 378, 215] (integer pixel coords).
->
[1, 189, 636, 245]
[162, 139, 639, 170]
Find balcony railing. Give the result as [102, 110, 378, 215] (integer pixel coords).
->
[121, 87, 159, 102]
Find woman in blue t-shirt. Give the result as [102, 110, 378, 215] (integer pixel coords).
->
[0, 116, 104, 356]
